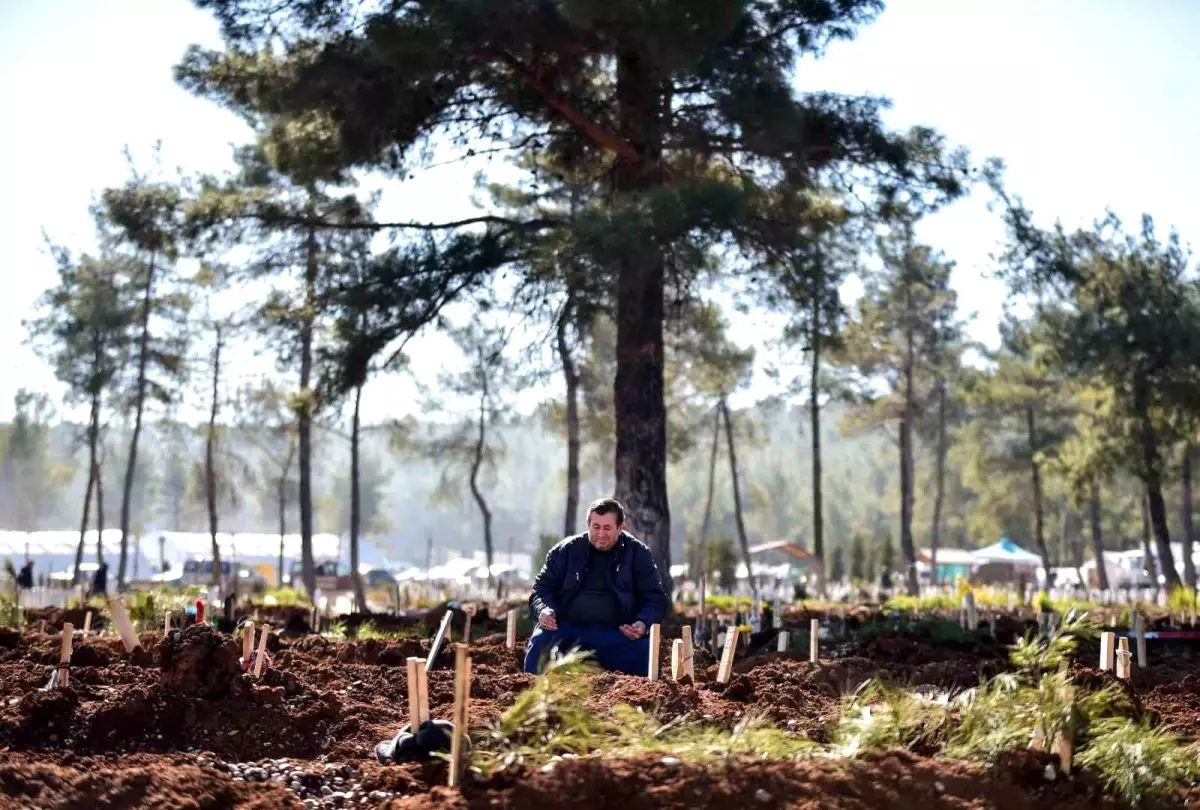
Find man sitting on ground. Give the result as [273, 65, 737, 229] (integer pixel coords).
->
[524, 497, 668, 676]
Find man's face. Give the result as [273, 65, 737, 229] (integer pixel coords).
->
[587, 511, 623, 551]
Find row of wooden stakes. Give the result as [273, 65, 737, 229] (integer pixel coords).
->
[48, 598, 279, 690]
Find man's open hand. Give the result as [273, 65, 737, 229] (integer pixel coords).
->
[619, 620, 646, 640]
[538, 608, 557, 631]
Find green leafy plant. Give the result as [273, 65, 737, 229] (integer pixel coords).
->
[832, 680, 951, 757]
[703, 594, 754, 614]
[255, 587, 309, 607]
[473, 648, 817, 776]
[0, 591, 19, 628]
[945, 669, 1127, 764]
[354, 620, 413, 641]
[608, 706, 818, 761]
[473, 649, 605, 774]
[322, 619, 348, 640]
[1077, 717, 1200, 807]
[1167, 585, 1196, 616]
[1007, 610, 1095, 677]
[884, 593, 958, 613]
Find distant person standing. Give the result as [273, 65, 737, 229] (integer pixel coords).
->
[16, 560, 33, 590]
[91, 561, 108, 599]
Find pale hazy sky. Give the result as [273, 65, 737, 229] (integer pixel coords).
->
[1, 0, 1197, 425]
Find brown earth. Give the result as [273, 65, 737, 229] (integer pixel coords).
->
[386, 750, 1141, 810]
[2, 618, 1199, 808]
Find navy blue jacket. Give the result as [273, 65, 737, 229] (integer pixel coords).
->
[529, 532, 668, 629]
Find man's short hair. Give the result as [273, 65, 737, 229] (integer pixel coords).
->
[586, 497, 625, 524]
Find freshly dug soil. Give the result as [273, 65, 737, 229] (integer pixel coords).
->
[3, 614, 1199, 809]
[0, 751, 298, 810]
[386, 750, 1132, 810]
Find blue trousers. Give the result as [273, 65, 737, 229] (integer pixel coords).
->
[523, 620, 650, 676]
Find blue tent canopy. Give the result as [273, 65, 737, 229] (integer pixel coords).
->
[973, 537, 1042, 564]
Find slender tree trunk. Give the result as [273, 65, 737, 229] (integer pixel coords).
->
[1142, 490, 1159, 588]
[1057, 499, 1070, 571]
[557, 306, 581, 537]
[612, 53, 670, 591]
[929, 377, 947, 586]
[298, 218, 318, 598]
[809, 285, 825, 596]
[206, 323, 223, 591]
[118, 256, 156, 591]
[277, 440, 295, 588]
[350, 383, 367, 612]
[170, 476, 182, 532]
[1146, 480, 1179, 590]
[899, 317, 918, 596]
[278, 475, 287, 588]
[1181, 446, 1197, 590]
[94, 455, 106, 564]
[1089, 482, 1110, 591]
[1061, 501, 1086, 586]
[697, 407, 720, 634]
[468, 384, 495, 590]
[1135, 373, 1181, 589]
[720, 396, 758, 603]
[1026, 406, 1051, 592]
[73, 418, 97, 586]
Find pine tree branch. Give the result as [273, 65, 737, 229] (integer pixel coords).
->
[495, 50, 640, 164]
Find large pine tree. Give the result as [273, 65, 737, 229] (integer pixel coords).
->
[179, 0, 965, 584]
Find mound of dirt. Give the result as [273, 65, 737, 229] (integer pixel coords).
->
[0, 627, 20, 649]
[1142, 674, 1200, 739]
[387, 749, 1127, 810]
[157, 624, 248, 699]
[0, 751, 298, 810]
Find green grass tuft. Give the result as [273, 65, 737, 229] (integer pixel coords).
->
[1077, 717, 1200, 807]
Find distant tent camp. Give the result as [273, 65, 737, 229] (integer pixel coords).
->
[972, 538, 1042, 565]
[972, 537, 1043, 584]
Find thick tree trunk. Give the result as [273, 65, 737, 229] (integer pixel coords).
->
[298, 219, 318, 598]
[809, 286, 824, 596]
[468, 385, 495, 589]
[697, 407, 720, 633]
[899, 319, 918, 597]
[557, 306, 581, 537]
[612, 52, 670, 591]
[929, 377, 947, 586]
[118, 256, 156, 591]
[1135, 374, 1180, 589]
[350, 383, 367, 612]
[1026, 406, 1051, 592]
[1089, 482, 1110, 591]
[720, 396, 758, 603]
[206, 324, 223, 591]
[1181, 446, 1197, 590]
